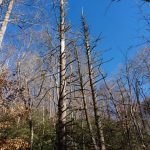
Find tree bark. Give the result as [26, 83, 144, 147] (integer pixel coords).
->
[75, 48, 99, 150]
[0, 0, 3, 5]
[81, 14, 106, 150]
[57, 0, 67, 149]
[0, 0, 14, 49]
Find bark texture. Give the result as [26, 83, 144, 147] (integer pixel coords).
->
[82, 13, 106, 150]
[0, 0, 14, 49]
[57, 0, 67, 149]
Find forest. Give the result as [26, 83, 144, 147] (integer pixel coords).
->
[0, 0, 150, 150]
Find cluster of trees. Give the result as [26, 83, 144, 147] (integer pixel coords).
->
[0, 0, 149, 150]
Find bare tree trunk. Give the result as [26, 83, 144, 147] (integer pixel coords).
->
[26, 83, 34, 150]
[42, 100, 45, 150]
[75, 48, 99, 150]
[135, 79, 146, 129]
[0, 0, 3, 5]
[81, 117, 86, 150]
[130, 107, 147, 150]
[57, 0, 67, 149]
[81, 13, 106, 150]
[117, 79, 147, 150]
[98, 69, 121, 119]
[29, 112, 34, 150]
[116, 80, 133, 150]
[0, 0, 14, 49]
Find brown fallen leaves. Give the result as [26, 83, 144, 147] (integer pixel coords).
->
[0, 138, 29, 150]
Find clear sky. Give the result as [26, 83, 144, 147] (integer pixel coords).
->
[67, 0, 150, 74]
[3, 0, 150, 74]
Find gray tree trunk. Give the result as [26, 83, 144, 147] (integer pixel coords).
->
[57, 0, 67, 149]
[0, 0, 14, 49]
[75, 48, 99, 150]
[81, 13, 106, 150]
[0, 0, 3, 5]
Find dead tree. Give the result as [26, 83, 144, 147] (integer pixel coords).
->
[57, 0, 67, 149]
[81, 13, 106, 150]
[75, 47, 99, 150]
[0, 0, 3, 5]
[0, 0, 14, 49]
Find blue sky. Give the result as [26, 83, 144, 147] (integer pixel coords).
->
[68, 0, 149, 74]
[3, 0, 150, 75]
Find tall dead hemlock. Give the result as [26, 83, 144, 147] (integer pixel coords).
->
[81, 13, 106, 150]
[75, 48, 99, 150]
[0, 0, 14, 49]
[57, 0, 67, 149]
